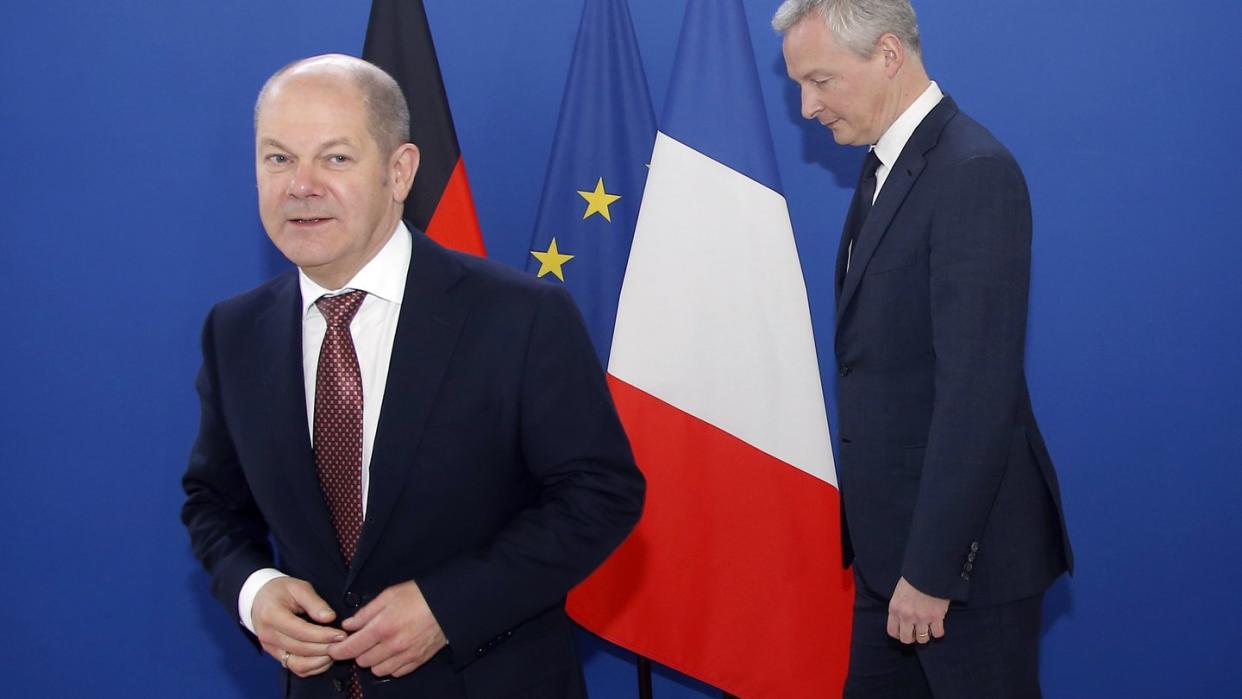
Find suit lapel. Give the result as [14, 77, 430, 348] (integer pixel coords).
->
[836, 96, 960, 323]
[349, 232, 470, 579]
[835, 161, 875, 302]
[257, 273, 346, 572]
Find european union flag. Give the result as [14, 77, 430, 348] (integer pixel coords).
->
[526, 0, 656, 364]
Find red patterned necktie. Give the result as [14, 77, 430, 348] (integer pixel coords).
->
[313, 290, 367, 699]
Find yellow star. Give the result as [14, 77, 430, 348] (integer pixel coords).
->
[530, 238, 575, 282]
[577, 178, 622, 222]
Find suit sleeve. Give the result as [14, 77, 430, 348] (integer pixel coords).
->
[900, 154, 1032, 601]
[417, 284, 645, 668]
[181, 307, 275, 631]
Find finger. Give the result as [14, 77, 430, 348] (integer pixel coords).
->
[286, 581, 337, 625]
[931, 616, 946, 639]
[341, 592, 387, 633]
[257, 606, 345, 647]
[266, 607, 347, 645]
[899, 620, 915, 645]
[370, 647, 424, 677]
[290, 654, 334, 678]
[356, 638, 401, 669]
[330, 621, 382, 661]
[271, 629, 338, 658]
[914, 624, 931, 645]
[886, 612, 900, 641]
[392, 660, 421, 678]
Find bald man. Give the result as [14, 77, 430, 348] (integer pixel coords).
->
[182, 55, 644, 699]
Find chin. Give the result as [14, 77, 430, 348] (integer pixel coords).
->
[834, 132, 867, 147]
[268, 237, 335, 270]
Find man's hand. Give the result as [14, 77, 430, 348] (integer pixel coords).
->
[888, 576, 950, 645]
[252, 577, 345, 677]
[329, 581, 447, 678]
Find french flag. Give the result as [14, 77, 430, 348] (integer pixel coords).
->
[566, 0, 853, 696]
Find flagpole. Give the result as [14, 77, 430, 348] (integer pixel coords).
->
[634, 655, 739, 698]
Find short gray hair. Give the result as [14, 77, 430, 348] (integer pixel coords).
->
[772, 0, 921, 59]
[255, 54, 411, 156]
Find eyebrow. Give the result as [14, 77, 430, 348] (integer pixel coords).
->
[258, 137, 357, 151]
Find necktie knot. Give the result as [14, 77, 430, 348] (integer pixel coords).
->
[316, 290, 367, 328]
[858, 149, 882, 211]
[862, 149, 881, 182]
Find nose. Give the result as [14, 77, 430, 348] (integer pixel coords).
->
[800, 86, 822, 121]
[287, 163, 323, 198]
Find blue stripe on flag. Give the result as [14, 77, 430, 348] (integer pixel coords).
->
[660, 0, 783, 195]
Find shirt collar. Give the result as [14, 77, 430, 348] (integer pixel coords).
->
[299, 221, 412, 317]
[872, 81, 944, 169]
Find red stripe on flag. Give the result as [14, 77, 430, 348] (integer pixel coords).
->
[570, 376, 854, 698]
[425, 156, 486, 256]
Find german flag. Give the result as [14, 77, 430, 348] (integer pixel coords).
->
[363, 0, 486, 256]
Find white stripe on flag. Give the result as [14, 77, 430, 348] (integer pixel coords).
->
[609, 132, 836, 486]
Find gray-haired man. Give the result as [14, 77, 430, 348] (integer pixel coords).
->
[775, 2, 1072, 696]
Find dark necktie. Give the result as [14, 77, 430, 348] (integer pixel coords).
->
[846, 150, 883, 270]
[314, 290, 367, 563]
[314, 290, 367, 699]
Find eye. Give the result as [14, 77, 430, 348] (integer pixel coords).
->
[327, 154, 352, 165]
[265, 153, 289, 164]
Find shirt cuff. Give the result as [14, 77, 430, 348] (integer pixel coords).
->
[238, 568, 288, 635]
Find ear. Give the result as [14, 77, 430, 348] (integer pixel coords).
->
[390, 143, 421, 203]
[876, 33, 905, 78]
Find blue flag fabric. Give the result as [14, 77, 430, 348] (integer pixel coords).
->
[661, 0, 783, 194]
[525, 0, 656, 363]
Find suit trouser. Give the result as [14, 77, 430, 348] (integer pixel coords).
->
[844, 570, 1045, 699]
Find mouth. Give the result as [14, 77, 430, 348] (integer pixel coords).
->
[287, 217, 333, 227]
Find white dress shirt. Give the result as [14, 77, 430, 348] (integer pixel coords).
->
[237, 222, 411, 634]
[847, 81, 943, 270]
[870, 80, 943, 201]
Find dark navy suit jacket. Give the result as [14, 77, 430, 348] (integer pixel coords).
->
[182, 230, 644, 698]
[833, 96, 1072, 606]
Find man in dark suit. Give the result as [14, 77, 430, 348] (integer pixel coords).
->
[181, 54, 644, 698]
[776, 1, 1072, 696]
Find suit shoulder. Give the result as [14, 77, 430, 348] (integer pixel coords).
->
[206, 269, 298, 325]
[428, 242, 567, 309]
[938, 108, 1021, 169]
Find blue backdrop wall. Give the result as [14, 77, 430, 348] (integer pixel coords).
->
[2, 1, 1239, 697]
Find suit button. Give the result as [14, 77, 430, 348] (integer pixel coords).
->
[960, 572, 970, 581]
[345, 591, 361, 608]
[964, 562, 973, 573]
[967, 552, 976, 562]
[970, 541, 979, 553]
[839, 364, 851, 377]
[332, 677, 344, 692]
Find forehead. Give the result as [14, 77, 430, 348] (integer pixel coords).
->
[783, 16, 859, 76]
[257, 72, 370, 142]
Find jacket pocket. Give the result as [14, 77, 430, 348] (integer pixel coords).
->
[865, 250, 919, 275]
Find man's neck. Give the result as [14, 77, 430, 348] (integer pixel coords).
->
[875, 70, 931, 145]
[302, 210, 403, 290]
